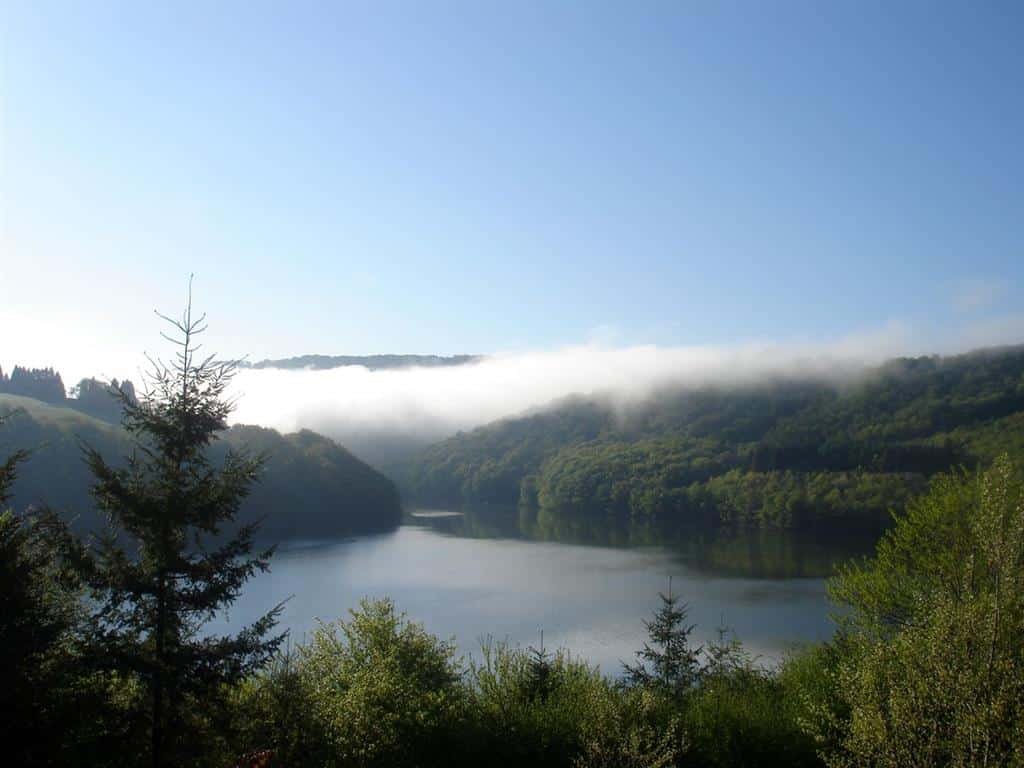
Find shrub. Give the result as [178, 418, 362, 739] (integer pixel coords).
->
[296, 598, 465, 768]
[468, 638, 617, 767]
[573, 687, 683, 768]
[822, 455, 1024, 767]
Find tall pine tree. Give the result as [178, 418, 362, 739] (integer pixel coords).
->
[78, 286, 284, 767]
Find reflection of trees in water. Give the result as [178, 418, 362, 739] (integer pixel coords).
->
[408, 504, 881, 579]
[679, 526, 880, 579]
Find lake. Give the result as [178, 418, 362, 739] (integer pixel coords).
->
[216, 506, 879, 673]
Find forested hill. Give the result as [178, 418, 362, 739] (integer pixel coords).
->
[0, 393, 402, 539]
[400, 345, 1024, 530]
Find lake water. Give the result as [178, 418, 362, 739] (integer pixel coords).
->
[216, 507, 879, 673]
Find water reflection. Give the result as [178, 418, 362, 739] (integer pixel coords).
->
[215, 507, 880, 674]
[410, 505, 879, 579]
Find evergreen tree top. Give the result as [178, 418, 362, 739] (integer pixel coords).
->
[623, 577, 702, 700]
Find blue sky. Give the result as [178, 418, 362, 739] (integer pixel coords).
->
[2, 1, 1023, 381]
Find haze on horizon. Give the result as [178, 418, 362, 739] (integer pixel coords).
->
[227, 324, 1024, 466]
[3, 1, 1022, 423]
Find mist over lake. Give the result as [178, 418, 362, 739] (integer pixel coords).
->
[8, 1, 1024, 762]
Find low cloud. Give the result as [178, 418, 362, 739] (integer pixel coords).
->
[228, 325, 914, 466]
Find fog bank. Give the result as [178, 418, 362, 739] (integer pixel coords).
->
[229, 329, 913, 466]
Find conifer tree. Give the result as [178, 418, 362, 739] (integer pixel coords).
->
[0, 414, 28, 506]
[77, 286, 284, 767]
[524, 630, 554, 702]
[1, 414, 89, 766]
[623, 578, 701, 700]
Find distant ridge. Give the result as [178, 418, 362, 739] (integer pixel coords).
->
[241, 354, 482, 371]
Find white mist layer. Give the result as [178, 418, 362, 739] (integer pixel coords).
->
[228, 327, 913, 464]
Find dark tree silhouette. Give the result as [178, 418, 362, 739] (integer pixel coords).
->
[0, 413, 28, 507]
[77, 285, 285, 767]
[0, 414, 90, 766]
[2, 365, 67, 403]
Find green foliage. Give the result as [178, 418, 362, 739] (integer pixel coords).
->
[230, 604, 691, 768]
[10, 323, 1024, 766]
[623, 582, 702, 701]
[66, 401, 1024, 768]
[233, 598, 464, 768]
[468, 638, 664, 767]
[230, 594, 849, 768]
[402, 397, 611, 505]
[0, 415, 29, 506]
[699, 468, 924, 529]
[1, 416, 132, 767]
[230, 647, 330, 766]
[684, 666, 818, 768]
[681, 631, 820, 768]
[402, 347, 1024, 530]
[571, 688, 684, 768]
[72, 299, 285, 768]
[225, 425, 402, 537]
[821, 455, 1024, 767]
[775, 642, 847, 754]
[298, 598, 464, 768]
[525, 636, 556, 702]
[425, 503, 874, 578]
[1, 418, 66, 762]
[0, 505, 85, 765]
[829, 467, 979, 638]
[537, 444, 923, 529]
[616, 584, 825, 768]
[0, 394, 402, 537]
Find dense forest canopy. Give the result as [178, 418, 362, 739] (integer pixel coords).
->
[399, 345, 1024, 530]
[0, 364, 138, 419]
[0, 365, 68, 404]
[0, 393, 402, 538]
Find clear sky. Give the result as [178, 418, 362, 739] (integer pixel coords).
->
[2, 1, 1023, 383]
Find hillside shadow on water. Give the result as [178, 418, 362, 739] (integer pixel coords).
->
[406, 504, 881, 580]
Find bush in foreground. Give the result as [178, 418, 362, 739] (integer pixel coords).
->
[820, 454, 1024, 767]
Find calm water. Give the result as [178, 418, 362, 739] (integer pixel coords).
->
[216, 507, 879, 673]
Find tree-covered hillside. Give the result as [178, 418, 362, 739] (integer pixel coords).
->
[0, 393, 402, 538]
[0, 365, 68, 403]
[400, 346, 1024, 529]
